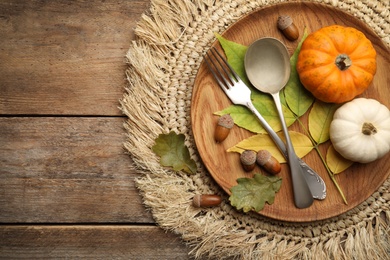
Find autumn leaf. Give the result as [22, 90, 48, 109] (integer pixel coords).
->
[326, 145, 354, 174]
[214, 34, 297, 134]
[227, 131, 314, 163]
[215, 33, 249, 86]
[152, 131, 197, 174]
[215, 93, 296, 134]
[283, 28, 314, 117]
[309, 101, 339, 144]
[251, 93, 296, 132]
[215, 105, 263, 133]
[229, 174, 282, 212]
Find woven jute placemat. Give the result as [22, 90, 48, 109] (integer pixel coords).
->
[121, 0, 390, 259]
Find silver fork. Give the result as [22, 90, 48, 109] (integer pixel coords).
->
[205, 47, 326, 207]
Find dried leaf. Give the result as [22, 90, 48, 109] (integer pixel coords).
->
[152, 131, 197, 174]
[309, 101, 339, 144]
[229, 174, 282, 212]
[283, 28, 314, 117]
[326, 145, 354, 174]
[227, 131, 314, 163]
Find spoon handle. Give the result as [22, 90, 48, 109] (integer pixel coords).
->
[246, 100, 325, 201]
[272, 93, 314, 208]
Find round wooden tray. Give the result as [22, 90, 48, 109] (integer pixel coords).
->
[191, 2, 390, 222]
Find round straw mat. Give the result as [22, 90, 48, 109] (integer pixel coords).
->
[120, 0, 390, 259]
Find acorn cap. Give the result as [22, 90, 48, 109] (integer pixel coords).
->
[192, 194, 201, 207]
[217, 114, 234, 129]
[256, 150, 272, 166]
[277, 15, 293, 30]
[240, 150, 257, 165]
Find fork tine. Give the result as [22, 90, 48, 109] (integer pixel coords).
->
[210, 47, 242, 86]
[208, 48, 234, 88]
[206, 47, 244, 90]
[204, 52, 229, 92]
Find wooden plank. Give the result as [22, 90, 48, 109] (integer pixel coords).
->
[0, 117, 153, 223]
[0, 225, 190, 259]
[0, 0, 149, 115]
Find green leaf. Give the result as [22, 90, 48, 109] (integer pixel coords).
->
[227, 131, 314, 163]
[309, 101, 339, 144]
[215, 33, 249, 86]
[215, 94, 296, 134]
[251, 92, 297, 132]
[326, 145, 354, 174]
[214, 34, 297, 134]
[152, 131, 197, 174]
[215, 105, 263, 133]
[283, 28, 314, 117]
[229, 174, 282, 212]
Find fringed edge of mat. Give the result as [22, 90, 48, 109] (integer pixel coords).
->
[120, 0, 390, 259]
[120, 0, 215, 174]
[135, 171, 390, 260]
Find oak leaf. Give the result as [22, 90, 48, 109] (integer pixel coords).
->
[152, 131, 197, 174]
[229, 174, 282, 212]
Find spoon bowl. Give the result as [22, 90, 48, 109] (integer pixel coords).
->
[245, 38, 291, 94]
[245, 38, 314, 209]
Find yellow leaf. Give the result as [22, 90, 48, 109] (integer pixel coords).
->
[326, 145, 354, 174]
[227, 131, 314, 163]
[308, 101, 339, 144]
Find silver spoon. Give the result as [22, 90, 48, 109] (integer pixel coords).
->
[245, 37, 313, 208]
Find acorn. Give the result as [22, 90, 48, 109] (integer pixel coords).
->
[277, 15, 299, 41]
[256, 150, 281, 175]
[240, 150, 257, 172]
[192, 194, 222, 208]
[214, 114, 234, 143]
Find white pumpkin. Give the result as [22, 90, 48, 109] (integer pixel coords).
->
[329, 98, 390, 163]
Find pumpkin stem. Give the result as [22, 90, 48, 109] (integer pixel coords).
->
[362, 122, 377, 135]
[335, 54, 352, 71]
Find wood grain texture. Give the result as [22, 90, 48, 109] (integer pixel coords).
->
[191, 2, 390, 222]
[0, 225, 189, 259]
[0, 117, 153, 223]
[0, 0, 149, 116]
[0, 0, 191, 257]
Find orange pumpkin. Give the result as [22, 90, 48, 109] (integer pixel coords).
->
[296, 25, 377, 103]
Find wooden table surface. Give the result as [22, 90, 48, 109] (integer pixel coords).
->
[0, 0, 190, 258]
